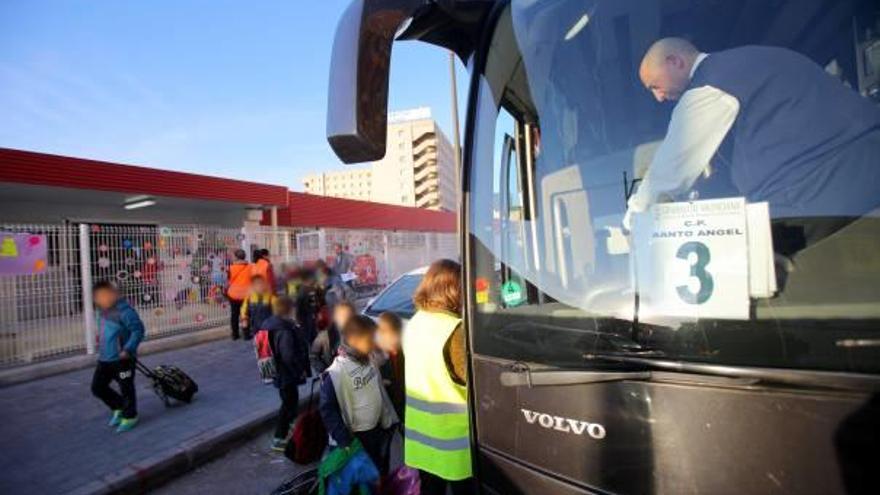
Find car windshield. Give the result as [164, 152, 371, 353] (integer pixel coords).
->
[364, 274, 422, 319]
[468, 0, 880, 373]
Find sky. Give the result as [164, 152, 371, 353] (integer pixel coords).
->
[0, 1, 469, 190]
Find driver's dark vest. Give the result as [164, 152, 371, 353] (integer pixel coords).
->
[687, 46, 880, 218]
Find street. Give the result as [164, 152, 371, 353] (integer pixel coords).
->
[0, 338, 287, 494]
[154, 427, 313, 495]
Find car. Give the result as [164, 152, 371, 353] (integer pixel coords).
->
[361, 266, 426, 323]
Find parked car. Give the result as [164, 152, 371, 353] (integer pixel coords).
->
[362, 266, 426, 323]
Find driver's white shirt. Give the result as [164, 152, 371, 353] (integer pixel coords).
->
[625, 53, 740, 228]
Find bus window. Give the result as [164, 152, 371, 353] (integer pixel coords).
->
[468, 1, 880, 372]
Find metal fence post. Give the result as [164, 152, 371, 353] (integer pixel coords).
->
[383, 232, 391, 285]
[79, 223, 96, 355]
[318, 229, 327, 262]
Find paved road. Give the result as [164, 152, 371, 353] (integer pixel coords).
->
[157, 427, 405, 495]
[0, 338, 282, 495]
[153, 427, 313, 495]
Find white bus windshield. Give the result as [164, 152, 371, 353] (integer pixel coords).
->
[468, 0, 880, 373]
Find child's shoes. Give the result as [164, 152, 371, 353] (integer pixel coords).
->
[115, 416, 139, 433]
[270, 437, 287, 452]
[108, 410, 122, 427]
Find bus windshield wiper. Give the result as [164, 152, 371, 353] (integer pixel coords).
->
[499, 355, 880, 392]
[500, 361, 652, 387]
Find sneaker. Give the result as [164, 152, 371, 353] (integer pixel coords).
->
[116, 416, 139, 433]
[270, 437, 287, 452]
[108, 410, 123, 427]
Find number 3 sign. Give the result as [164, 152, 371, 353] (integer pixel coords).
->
[632, 198, 750, 320]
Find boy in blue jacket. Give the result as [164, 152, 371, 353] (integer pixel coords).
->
[90, 280, 145, 433]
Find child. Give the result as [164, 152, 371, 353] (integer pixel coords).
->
[240, 275, 276, 340]
[320, 315, 398, 476]
[265, 296, 311, 451]
[90, 280, 145, 433]
[284, 263, 303, 299]
[310, 300, 354, 374]
[295, 269, 320, 344]
[376, 311, 405, 422]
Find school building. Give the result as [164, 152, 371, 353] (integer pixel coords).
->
[0, 147, 457, 367]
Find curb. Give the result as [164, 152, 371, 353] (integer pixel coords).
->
[67, 406, 279, 495]
[0, 326, 230, 388]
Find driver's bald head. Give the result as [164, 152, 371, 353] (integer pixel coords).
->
[639, 37, 700, 102]
[642, 38, 698, 69]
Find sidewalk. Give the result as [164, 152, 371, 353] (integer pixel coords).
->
[0, 338, 293, 495]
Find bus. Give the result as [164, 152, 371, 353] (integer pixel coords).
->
[325, 1, 880, 493]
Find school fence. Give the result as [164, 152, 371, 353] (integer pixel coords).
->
[0, 223, 457, 367]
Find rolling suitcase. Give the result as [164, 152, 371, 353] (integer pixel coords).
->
[135, 359, 199, 406]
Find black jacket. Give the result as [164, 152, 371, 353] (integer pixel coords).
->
[265, 315, 310, 388]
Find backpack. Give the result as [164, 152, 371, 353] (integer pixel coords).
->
[254, 328, 276, 384]
[285, 379, 327, 464]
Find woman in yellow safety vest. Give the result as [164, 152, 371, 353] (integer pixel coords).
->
[403, 259, 473, 494]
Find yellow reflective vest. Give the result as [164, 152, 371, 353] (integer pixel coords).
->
[403, 310, 472, 480]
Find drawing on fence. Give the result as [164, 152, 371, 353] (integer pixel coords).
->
[0, 232, 48, 276]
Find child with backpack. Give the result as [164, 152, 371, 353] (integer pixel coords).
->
[263, 296, 311, 452]
[319, 315, 398, 477]
[90, 280, 145, 433]
[240, 274, 276, 340]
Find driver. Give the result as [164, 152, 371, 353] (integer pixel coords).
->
[624, 38, 880, 246]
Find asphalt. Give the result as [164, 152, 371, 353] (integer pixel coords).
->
[152, 427, 314, 495]
[0, 338, 304, 495]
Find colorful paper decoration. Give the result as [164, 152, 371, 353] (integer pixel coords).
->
[116, 270, 129, 281]
[142, 293, 152, 302]
[0, 233, 49, 276]
[98, 244, 109, 252]
[133, 270, 142, 279]
[97, 257, 111, 269]
[153, 307, 165, 317]
[194, 313, 207, 323]
[143, 241, 153, 250]
[124, 258, 136, 266]
[122, 239, 133, 249]
[146, 257, 156, 265]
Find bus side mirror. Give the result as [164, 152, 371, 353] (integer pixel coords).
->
[326, 0, 418, 163]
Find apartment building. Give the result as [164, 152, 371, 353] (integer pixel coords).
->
[303, 108, 457, 211]
[301, 167, 372, 201]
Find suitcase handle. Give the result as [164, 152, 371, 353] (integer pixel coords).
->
[132, 357, 157, 379]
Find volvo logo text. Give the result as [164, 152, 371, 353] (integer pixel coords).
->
[521, 408, 606, 439]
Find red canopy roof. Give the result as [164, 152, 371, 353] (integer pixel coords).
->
[268, 192, 457, 233]
[0, 147, 289, 206]
[0, 148, 457, 233]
